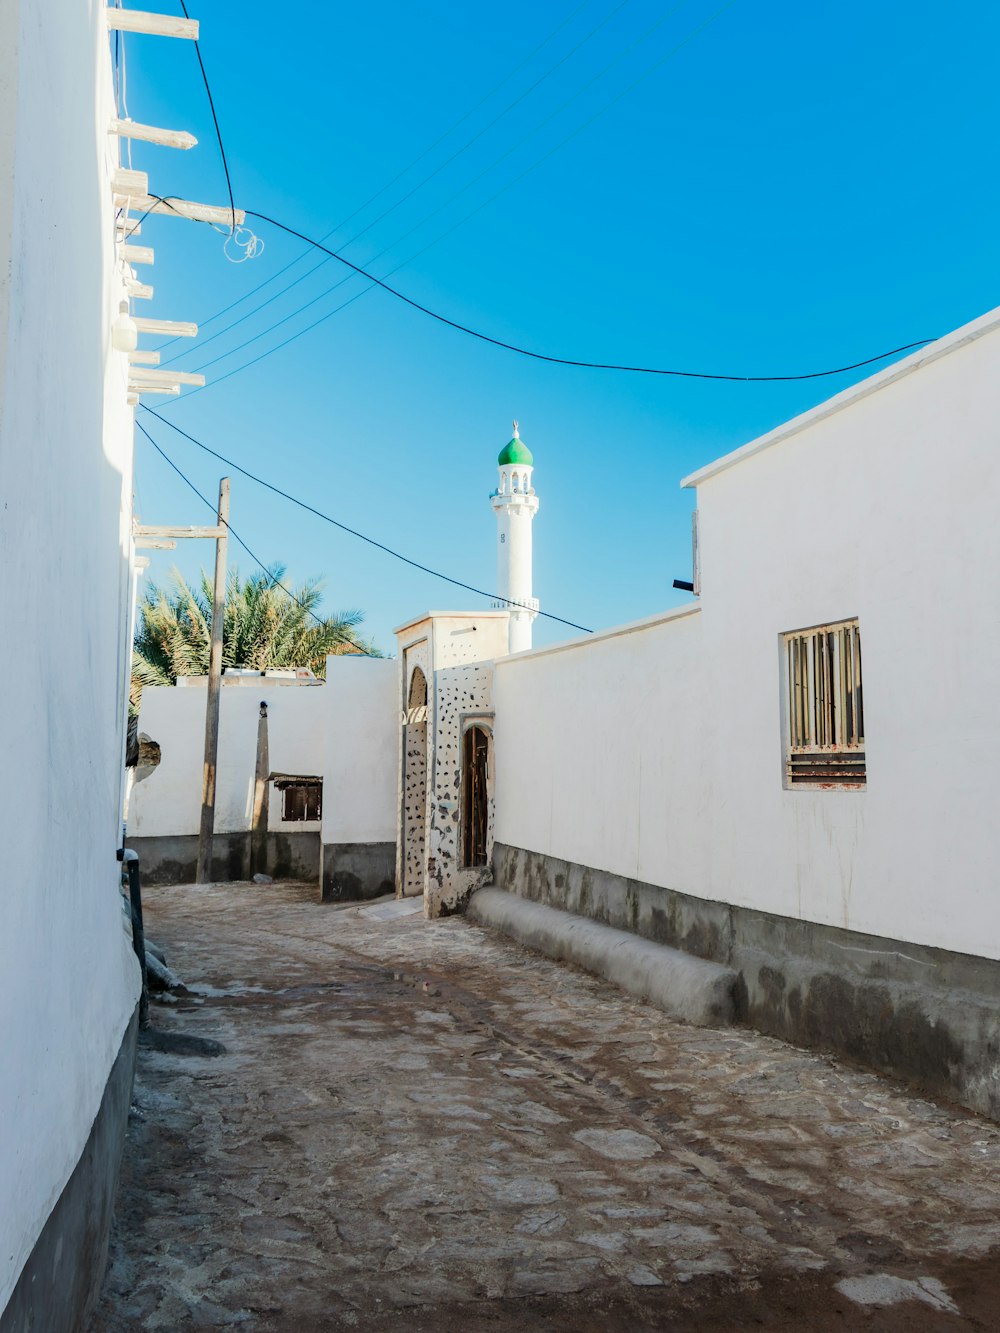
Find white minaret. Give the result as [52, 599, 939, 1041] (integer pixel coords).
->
[491, 421, 540, 654]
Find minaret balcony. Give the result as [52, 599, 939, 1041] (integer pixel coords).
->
[491, 597, 540, 614]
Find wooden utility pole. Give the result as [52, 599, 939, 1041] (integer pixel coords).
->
[195, 477, 230, 884]
[249, 701, 270, 878]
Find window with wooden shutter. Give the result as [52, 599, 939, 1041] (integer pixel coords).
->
[783, 620, 865, 787]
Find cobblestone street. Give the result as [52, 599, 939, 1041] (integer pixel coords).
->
[92, 882, 1000, 1331]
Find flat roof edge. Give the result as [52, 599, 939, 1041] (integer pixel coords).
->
[680, 305, 1000, 489]
[392, 609, 511, 636]
[496, 601, 700, 666]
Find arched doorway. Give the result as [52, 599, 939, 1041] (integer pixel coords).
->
[402, 667, 428, 896]
[462, 725, 491, 868]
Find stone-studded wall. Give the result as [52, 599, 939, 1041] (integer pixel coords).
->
[400, 647, 430, 898]
[394, 614, 508, 917]
[425, 661, 495, 916]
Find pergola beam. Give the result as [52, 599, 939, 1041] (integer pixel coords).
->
[105, 9, 199, 39]
[112, 167, 149, 199]
[134, 524, 227, 540]
[129, 193, 245, 228]
[129, 368, 205, 387]
[133, 317, 198, 337]
[109, 118, 198, 150]
[127, 383, 180, 396]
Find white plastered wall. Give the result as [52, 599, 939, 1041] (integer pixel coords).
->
[0, 0, 140, 1309]
[320, 656, 398, 847]
[494, 311, 1000, 962]
[130, 684, 327, 836]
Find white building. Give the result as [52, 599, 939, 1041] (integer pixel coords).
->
[1, 3, 141, 1327]
[489, 309, 1000, 1121]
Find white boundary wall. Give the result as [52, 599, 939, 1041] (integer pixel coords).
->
[494, 310, 1000, 963]
[321, 657, 398, 848]
[0, 1, 140, 1309]
[131, 684, 327, 836]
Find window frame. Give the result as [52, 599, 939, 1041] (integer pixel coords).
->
[781, 618, 865, 790]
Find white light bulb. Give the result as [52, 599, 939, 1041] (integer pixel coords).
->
[112, 300, 138, 353]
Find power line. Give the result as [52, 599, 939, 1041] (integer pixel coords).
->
[139, 405, 595, 636]
[154, 0, 594, 350]
[239, 209, 935, 383]
[178, 0, 235, 230]
[161, 0, 689, 374]
[136, 420, 369, 650]
[146, 0, 933, 394]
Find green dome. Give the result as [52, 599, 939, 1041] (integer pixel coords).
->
[498, 423, 533, 467]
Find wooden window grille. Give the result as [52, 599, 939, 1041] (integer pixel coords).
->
[784, 619, 865, 787]
[279, 782, 322, 822]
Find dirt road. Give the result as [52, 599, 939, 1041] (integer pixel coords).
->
[90, 881, 1000, 1330]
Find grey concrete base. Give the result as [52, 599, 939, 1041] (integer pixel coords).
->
[127, 832, 320, 886]
[468, 887, 738, 1027]
[322, 842, 395, 902]
[493, 844, 1000, 1121]
[1, 1006, 138, 1333]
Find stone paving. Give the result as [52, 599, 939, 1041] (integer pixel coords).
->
[91, 881, 1000, 1330]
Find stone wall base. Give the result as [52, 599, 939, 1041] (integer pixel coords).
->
[322, 842, 395, 902]
[492, 844, 1000, 1121]
[126, 832, 320, 886]
[1, 1006, 138, 1333]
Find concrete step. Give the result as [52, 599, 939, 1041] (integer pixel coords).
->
[467, 888, 738, 1027]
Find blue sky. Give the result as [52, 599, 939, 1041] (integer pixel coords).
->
[123, 0, 1000, 652]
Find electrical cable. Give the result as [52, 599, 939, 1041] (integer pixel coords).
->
[136, 421, 370, 650]
[139, 406, 595, 635]
[239, 210, 935, 383]
[178, 0, 235, 232]
[159, 0, 688, 371]
[152, 0, 593, 350]
[149, 0, 933, 394]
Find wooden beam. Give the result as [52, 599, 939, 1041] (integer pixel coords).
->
[112, 167, 149, 199]
[134, 524, 227, 540]
[196, 478, 230, 883]
[109, 118, 198, 150]
[130, 194, 245, 228]
[133, 317, 197, 337]
[128, 383, 179, 396]
[128, 368, 206, 387]
[105, 9, 199, 39]
[116, 218, 140, 236]
[134, 537, 177, 550]
[126, 280, 154, 300]
[121, 244, 153, 266]
[128, 350, 160, 365]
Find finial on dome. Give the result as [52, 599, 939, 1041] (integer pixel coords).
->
[512, 419, 519, 438]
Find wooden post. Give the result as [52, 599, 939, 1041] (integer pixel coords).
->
[250, 702, 270, 877]
[195, 478, 230, 884]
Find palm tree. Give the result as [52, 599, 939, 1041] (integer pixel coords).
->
[131, 565, 378, 708]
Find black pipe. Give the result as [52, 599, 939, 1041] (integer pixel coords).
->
[672, 579, 695, 592]
[118, 848, 149, 1029]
